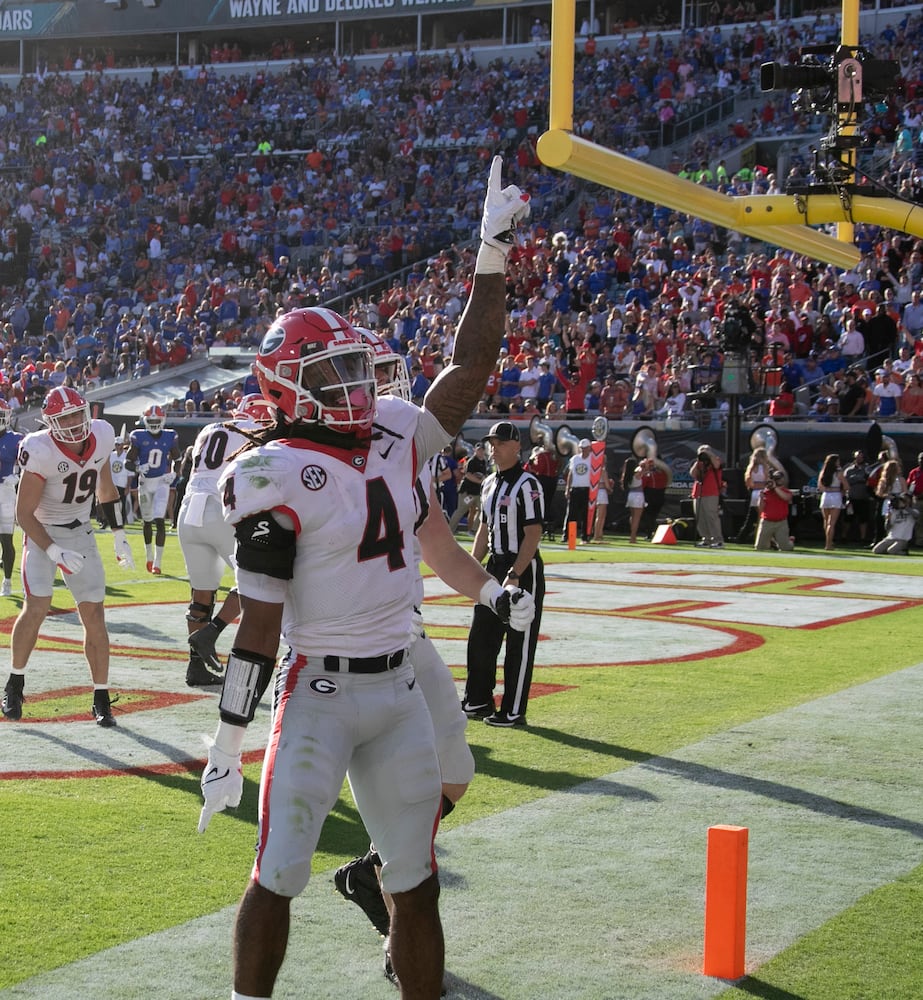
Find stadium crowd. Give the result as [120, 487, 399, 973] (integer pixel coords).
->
[1, 10, 923, 420]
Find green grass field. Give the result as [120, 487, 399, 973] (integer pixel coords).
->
[0, 526, 921, 999]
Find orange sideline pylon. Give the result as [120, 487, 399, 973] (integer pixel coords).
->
[567, 521, 577, 550]
[703, 825, 748, 979]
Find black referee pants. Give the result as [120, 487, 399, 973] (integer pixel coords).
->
[464, 555, 545, 720]
[564, 487, 590, 542]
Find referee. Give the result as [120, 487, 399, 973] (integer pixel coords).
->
[463, 421, 545, 728]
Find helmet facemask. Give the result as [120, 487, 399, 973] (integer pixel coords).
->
[261, 341, 376, 432]
[45, 398, 91, 444]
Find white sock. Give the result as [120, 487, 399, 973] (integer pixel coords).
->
[145, 544, 154, 561]
[93, 683, 108, 691]
[154, 545, 164, 568]
[231, 993, 271, 1000]
[10, 667, 25, 676]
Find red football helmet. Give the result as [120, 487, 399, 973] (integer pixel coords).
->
[234, 393, 276, 424]
[42, 386, 91, 444]
[355, 328, 412, 402]
[142, 404, 166, 433]
[0, 398, 11, 432]
[256, 308, 376, 432]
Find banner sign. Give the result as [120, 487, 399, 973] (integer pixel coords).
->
[0, 0, 500, 38]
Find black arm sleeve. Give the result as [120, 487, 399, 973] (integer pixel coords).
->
[234, 512, 297, 580]
[101, 499, 123, 530]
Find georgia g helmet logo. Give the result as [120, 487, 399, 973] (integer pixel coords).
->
[259, 327, 286, 356]
[255, 308, 376, 433]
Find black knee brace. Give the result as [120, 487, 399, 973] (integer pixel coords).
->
[186, 596, 215, 625]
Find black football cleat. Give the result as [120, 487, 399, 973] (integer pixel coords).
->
[186, 654, 223, 688]
[484, 711, 527, 728]
[2, 679, 24, 721]
[333, 852, 391, 937]
[92, 690, 117, 728]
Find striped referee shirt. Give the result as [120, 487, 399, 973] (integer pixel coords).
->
[481, 463, 545, 556]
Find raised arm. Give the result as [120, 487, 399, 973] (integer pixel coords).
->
[423, 156, 530, 437]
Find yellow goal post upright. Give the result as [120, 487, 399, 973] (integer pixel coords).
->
[536, 0, 923, 268]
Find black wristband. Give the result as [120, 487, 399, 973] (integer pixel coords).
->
[101, 499, 123, 530]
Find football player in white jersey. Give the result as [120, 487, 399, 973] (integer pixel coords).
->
[198, 156, 530, 1000]
[333, 330, 536, 983]
[178, 394, 276, 688]
[0, 398, 24, 597]
[106, 435, 132, 527]
[127, 403, 181, 574]
[1, 387, 135, 727]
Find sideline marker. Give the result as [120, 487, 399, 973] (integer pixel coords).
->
[703, 824, 748, 980]
[567, 521, 577, 550]
[652, 523, 677, 545]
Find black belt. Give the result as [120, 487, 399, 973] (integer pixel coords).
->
[323, 651, 406, 674]
[52, 519, 82, 529]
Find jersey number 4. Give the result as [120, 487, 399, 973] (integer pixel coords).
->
[222, 474, 406, 571]
[358, 477, 405, 571]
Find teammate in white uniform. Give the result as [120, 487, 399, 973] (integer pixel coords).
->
[197, 156, 530, 1000]
[178, 394, 276, 687]
[0, 399, 23, 596]
[127, 404, 180, 574]
[1, 387, 134, 727]
[106, 436, 132, 527]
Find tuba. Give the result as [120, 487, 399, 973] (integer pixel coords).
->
[453, 434, 474, 460]
[864, 421, 900, 463]
[631, 424, 673, 485]
[749, 423, 788, 484]
[529, 415, 554, 451]
[631, 425, 658, 460]
[554, 424, 581, 457]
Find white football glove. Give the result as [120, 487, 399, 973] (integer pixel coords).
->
[503, 587, 536, 631]
[409, 606, 426, 644]
[137, 463, 150, 478]
[198, 744, 243, 833]
[479, 580, 536, 632]
[480, 155, 531, 252]
[45, 542, 85, 576]
[112, 529, 135, 569]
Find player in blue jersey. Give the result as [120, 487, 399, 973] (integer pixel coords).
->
[127, 404, 181, 574]
[0, 400, 23, 597]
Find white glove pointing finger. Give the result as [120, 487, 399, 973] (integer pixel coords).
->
[198, 744, 243, 833]
[480, 155, 531, 253]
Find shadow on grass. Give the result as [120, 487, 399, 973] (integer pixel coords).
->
[723, 977, 808, 999]
[481, 726, 923, 840]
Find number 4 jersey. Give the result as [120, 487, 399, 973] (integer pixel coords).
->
[18, 420, 116, 524]
[218, 396, 450, 659]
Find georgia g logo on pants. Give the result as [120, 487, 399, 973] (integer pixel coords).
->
[309, 677, 339, 695]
